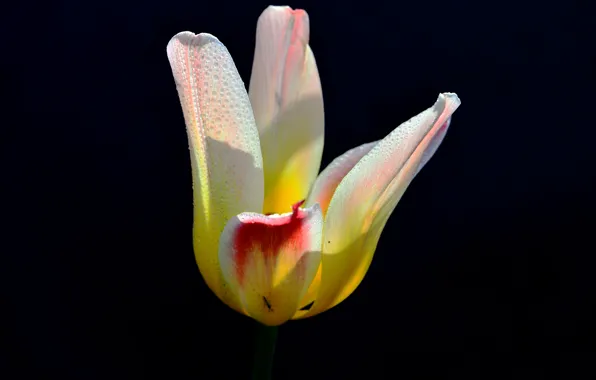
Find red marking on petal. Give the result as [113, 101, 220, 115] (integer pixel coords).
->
[438, 120, 448, 133]
[292, 199, 305, 214]
[233, 202, 308, 284]
[290, 8, 306, 16]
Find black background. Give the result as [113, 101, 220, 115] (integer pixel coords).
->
[2, 0, 596, 379]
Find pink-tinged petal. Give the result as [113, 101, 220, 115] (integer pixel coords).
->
[249, 6, 324, 214]
[306, 142, 378, 216]
[303, 93, 461, 318]
[167, 32, 264, 313]
[415, 116, 452, 176]
[219, 202, 323, 326]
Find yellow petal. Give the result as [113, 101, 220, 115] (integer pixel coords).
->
[167, 32, 264, 313]
[304, 93, 461, 318]
[218, 202, 323, 326]
[249, 6, 324, 214]
[291, 141, 377, 319]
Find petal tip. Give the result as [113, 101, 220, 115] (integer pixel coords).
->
[259, 5, 310, 33]
[438, 92, 461, 111]
[264, 5, 307, 15]
[166, 32, 222, 59]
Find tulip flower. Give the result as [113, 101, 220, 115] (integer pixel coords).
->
[166, 5, 460, 328]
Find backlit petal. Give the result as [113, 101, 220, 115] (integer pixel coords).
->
[291, 141, 377, 319]
[167, 32, 264, 312]
[415, 117, 452, 176]
[249, 6, 324, 214]
[219, 203, 323, 326]
[306, 142, 378, 216]
[304, 93, 461, 317]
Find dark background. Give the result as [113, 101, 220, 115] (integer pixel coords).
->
[2, 0, 596, 378]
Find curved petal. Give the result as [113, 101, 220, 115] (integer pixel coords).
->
[218, 202, 323, 326]
[305, 142, 378, 216]
[304, 93, 461, 318]
[292, 141, 377, 318]
[167, 32, 264, 312]
[249, 6, 324, 214]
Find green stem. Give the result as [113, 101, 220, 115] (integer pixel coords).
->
[251, 322, 278, 380]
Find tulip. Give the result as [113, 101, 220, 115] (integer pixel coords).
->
[166, 5, 460, 327]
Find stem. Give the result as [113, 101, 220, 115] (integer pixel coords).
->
[251, 322, 278, 380]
